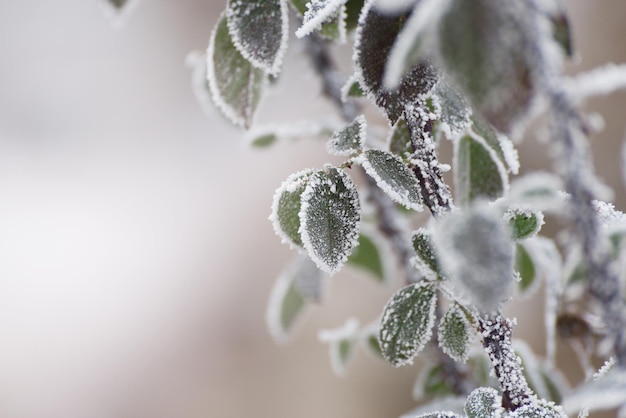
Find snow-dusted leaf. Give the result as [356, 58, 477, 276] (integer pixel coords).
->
[454, 133, 506, 206]
[378, 282, 437, 367]
[245, 120, 337, 148]
[509, 172, 565, 212]
[414, 412, 462, 418]
[207, 13, 266, 129]
[318, 318, 359, 376]
[563, 368, 626, 415]
[506, 208, 544, 241]
[401, 397, 466, 418]
[388, 116, 412, 158]
[510, 399, 567, 418]
[437, 0, 536, 133]
[226, 0, 289, 75]
[354, 0, 438, 123]
[515, 243, 537, 295]
[464, 387, 502, 418]
[411, 228, 441, 279]
[348, 229, 393, 284]
[373, 0, 419, 15]
[270, 169, 314, 248]
[266, 255, 325, 343]
[432, 78, 472, 139]
[471, 115, 519, 174]
[357, 149, 424, 211]
[413, 362, 455, 400]
[185, 51, 214, 116]
[359, 322, 384, 358]
[438, 304, 472, 363]
[341, 74, 365, 102]
[317, 6, 348, 42]
[550, 11, 573, 58]
[326, 115, 366, 156]
[300, 166, 361, 274]
[383, 0, 452, 89]
[432, 204, 514, 313]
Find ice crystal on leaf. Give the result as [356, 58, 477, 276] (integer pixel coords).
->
[432, 78, 472, 140]
[296, 0, 348, 39]
[509, 399, 567, 418]
[378, 282, 437, 367]
[356, 149, 424, 211]
[505, 208, 544, 241]
[270, 169, 315, 249]
[387, 116, 412, 158]
[400, 397, 466, 418]
[326, 114, 367, 156]
[207, 13, 266, 129]
[347, 227, 395, 284]
[299, 167, 361, 274]
[226, 0, 289, 75]
[433, 204, 514, 313]
[464, 387, 503, 418]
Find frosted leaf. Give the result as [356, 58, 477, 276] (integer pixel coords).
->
[563, 368, 626, 415]
[359, 322, 384, 359]
[432, 205, 514, 313]
[318, 318, 360, 376]
[266, 255, 325, 343]
[316, 5, 348, 42]
[509, 399, 567, 418]
[226, 0, 289, 75]
[432, 78, 472, 140]
[383, 0, 452, 89]
[593, 200, 626, 230]
[400, 397, 466, 418]
[563, 63, 626, 102]
[341, 74, 365, 102]
[270, 169, 315, 249]
[471, 115, 519, 175]
[414, 412, 462, 418]
[437, 0, 537, 133]
[411, 228, 442, 279]
[514, 340, 554, 403]
[295, 0, 348, 39]
[438, 304, 472, 363]
[388, 116, 412, 159]
[413, 362, 459, 400]
[508, 172, 565, 212]
[357, 149, 424, 211]
[354, 0, 438, 123]
[515, 243, 539, 297]
[593, 357, 616, 381]
[326, 115, 367, 156]
[347, 226, 395, 284]
[244, 119, 337, 148]
[454, 133, 506, 206]
[505, 208, 544, 241]
[378, 282, 437, 367]
[185, 51, 214, 116]
[207, 13, 266, 129]
[464, 387, 502, 418]
[299, 167, 361, 274]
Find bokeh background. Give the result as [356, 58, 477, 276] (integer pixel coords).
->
[0, 1, 624, 417]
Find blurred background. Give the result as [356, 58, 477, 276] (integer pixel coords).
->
[0, 1, 624, 417]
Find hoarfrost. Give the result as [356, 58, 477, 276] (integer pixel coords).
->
[296, 0, 348, 39]
[593, 357, 616, 381]
[593, 200, 626, 229]
[340, 73, 365, 102]
[357, 149, 424, 211]
[244, 119, 338, 147]
[400, 397, 466, 418]
[226, 0, 289, 75]
[508, 398, 567, 418]
[438, 303, 472, 363]
[378, 282, 437, 367]
[318, 317, 360, 376]
[270, 169, 315, 249]
[563, 367, 626, 415]
[185, 51, 215, 116]
[563, 63, 626, 102]
[508, 172, 565, 212]
[432, 204, 514, 313]
[431, 78, 472, 140]
[373, 0, 419, 15]
[464, 387, 502, 418]
[326, 115, 367, 156]
[299, 167, 361, 274]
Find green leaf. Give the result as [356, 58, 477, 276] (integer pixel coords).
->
[550, 13, 573, 58]
[411, 228, 441, 279]
[414, 413, 462, 418]
[388, 116, 413, 159]
[358, 149, 424, 211]
[289, 0, 308, 14]
[326, 115, 366, 156]
[432, 79, 472, 139]
[318, 318, 359, 376]
[341, 76, 365, 101]
[515, 243, 537, 294]
[464, 387, 502, 418]
[295, 0, 348, 42]
[299, 167, 361, 274]
[249, 133, 278, 148]
[207, 13, 266, 129]
[438, 0, 536, 132]
[454, 134, 505, 205]
[438, 304, 471, 363]
[414, 363, 456, 400]
[270, 169, 314, 248]
[508, 399, 567, 418]
[506, 209, 544, 240]
[471, 115, 519, 174]
[347, 231, 389, 283]
[266, 255, 323, 343]
[226, 0, 289, 75]
[345, 0, 364, 31]
[360, 323, 384, 359]
[354, 1, 438, 123]
[379, 282, 437, 367]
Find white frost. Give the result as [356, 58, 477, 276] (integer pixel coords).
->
[326, 115, 367, 156]
[318, 318, 360, 376]
[564, 63, 626, 102]
[373, 0, 419, 15]
[295, 0, 348, 41]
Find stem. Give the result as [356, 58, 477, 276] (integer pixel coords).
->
[479, 313, 534, 411]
